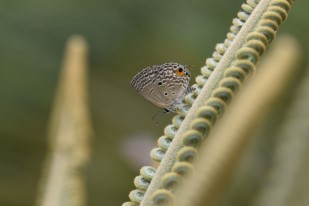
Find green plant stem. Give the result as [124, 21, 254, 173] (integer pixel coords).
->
[252, 54, 309, 206]
[37, 36, 92, 206]
[174, 35, 301, 206]
[140, 1, 273, 205]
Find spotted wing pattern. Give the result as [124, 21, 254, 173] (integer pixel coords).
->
[131, 62, 191, 109]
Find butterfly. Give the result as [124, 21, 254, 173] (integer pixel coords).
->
[131, 62, 192, 113]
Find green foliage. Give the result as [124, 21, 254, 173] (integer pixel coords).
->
[0, 0, 308, 206]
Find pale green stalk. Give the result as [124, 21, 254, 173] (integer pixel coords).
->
[174, 35, 301, 206]
[252, 56, 309, 206]
[36, 36, 92, 206]
[140, 1, 272, 205]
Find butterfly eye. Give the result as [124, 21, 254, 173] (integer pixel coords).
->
[176, 68, 184, 76]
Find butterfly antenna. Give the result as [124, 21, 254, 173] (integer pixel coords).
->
[185, 64, 195, 69]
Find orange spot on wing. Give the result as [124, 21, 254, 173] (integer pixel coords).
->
[176, 68, 184, 76]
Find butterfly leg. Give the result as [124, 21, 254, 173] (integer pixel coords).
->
[163, 108, 170, 113]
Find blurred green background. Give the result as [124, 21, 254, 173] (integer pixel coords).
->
[0, 0, 308, 205]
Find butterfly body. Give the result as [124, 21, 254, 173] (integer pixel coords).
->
[131, 62, 191, 111]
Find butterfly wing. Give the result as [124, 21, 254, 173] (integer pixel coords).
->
[131, 65, 170, 108]
[156, 65, 190, 107]
[131, 63, 191, 109]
